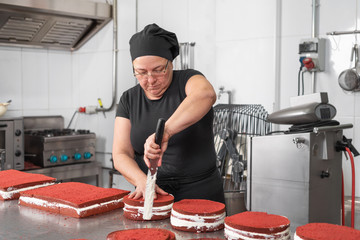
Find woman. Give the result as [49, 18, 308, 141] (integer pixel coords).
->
[112, 23, 224, 203]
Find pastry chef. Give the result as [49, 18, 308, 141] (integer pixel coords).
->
[112, 23, 225, 203]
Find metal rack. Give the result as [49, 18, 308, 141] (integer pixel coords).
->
[213, 104, 271, 193]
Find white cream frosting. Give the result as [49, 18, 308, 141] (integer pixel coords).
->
[170, 208, 225, 231]
[19, 196, 123, 215]
[294, 232, 302, 240]
[0, 182, 55, 200]
[224, 223, 291, 240]
[143, 171, 156, 220]
[124, 202, 173, 216]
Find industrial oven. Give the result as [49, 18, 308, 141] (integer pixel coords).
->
[247, 126, 348, 231]
[0, 117, 25, 170]
[23, 116, 96, 168]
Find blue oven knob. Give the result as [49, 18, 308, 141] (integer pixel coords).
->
[50, 155, 58, 163]
[60, 155, 69, 162]
[84, 152, 92, 159]
[74, 153, 82, 160]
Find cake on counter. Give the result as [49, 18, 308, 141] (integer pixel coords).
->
[295, 222, 360, 240]
[107, 228, 176, 240]
[224, 211, 290, 240]
[0, 169, 56, 200]
[19, 182, 130, 218]
[123, 194, 174, 221]
[170, 199, 226, 233]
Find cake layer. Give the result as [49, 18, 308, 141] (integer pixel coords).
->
[20, 182, 130, 208]
[0, 169, 56, 191]
[123, 194, 174, 207]
[172, 199, 225, 216]
[225, 223, 290, 240]
[295, 223, 360, 240]
[0, 182, 55, 201]
[19, 195, 124, 218]
[123, 194, 174, 221]
[106, 228, 176, 240]
[124, 203, 173, 221]
[0, 169, 56, 201]
[225, 211, 290, 234]
[170, 208, 225, 233]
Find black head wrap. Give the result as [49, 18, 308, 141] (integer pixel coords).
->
[129, 23, 179, 61]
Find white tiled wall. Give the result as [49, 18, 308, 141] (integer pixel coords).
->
[1, 0, 360, 197]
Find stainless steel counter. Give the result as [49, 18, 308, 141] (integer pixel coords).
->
[0, 200, 226, 240]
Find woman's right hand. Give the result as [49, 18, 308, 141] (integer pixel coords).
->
[143, 130, 170, 168]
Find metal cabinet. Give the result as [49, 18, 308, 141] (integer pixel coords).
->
[248, 130, 343, 231]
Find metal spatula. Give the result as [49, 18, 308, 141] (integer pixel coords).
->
[143, 118, 165, 220]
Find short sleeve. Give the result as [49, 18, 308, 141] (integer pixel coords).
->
[116, 91, 130, 119]
[174, 69, 204, 98]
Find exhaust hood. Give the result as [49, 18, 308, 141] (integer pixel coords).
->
[0, 0, 112, 51]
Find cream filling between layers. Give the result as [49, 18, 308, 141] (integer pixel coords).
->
[294, 232, 302, 240]
[19, 196, 123, 215]
[170, 209, 225, 230]
[124, 203, 173, 216]
[224, 223, 291, 240]
[0, 182, 55, 200]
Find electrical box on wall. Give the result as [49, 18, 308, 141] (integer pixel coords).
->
[299, 38, 326, 72]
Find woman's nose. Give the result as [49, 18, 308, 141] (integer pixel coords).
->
[147, 75, 156, 84]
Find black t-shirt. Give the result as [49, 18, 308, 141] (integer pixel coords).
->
[116, 69, 217, 182]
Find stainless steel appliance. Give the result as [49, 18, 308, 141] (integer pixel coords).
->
[24, 116, 96, 168]
[247, 125, 349, 231]
[267, 102, 337, 125]
[213, 104, 272, 216]
[0, 117, 24, 170]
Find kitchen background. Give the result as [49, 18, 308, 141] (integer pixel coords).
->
[0, 0, 359, 197]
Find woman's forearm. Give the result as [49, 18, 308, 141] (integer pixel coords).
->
[112, 117, 146, 187]
[113, 154, 147, 187]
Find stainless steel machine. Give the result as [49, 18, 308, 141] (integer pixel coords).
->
[0, 117, 24, 170]
[247, 125, 350, 231]
[213, 104, 271, 216]
[23, 116, 96, 167]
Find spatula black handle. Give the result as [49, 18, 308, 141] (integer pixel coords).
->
[149, 118, 165, 175]
[155, 118, 165, 146]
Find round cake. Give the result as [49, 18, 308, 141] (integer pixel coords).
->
[107, 228, 176, 240]
[123, 194, 174, 221]
[295, 223, 360, 240]
[224, 211, 290, 240]
[170, 199, 226, 233]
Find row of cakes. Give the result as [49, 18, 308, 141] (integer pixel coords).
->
[2, 169, 360, 240]
[0, 169, 131, 218]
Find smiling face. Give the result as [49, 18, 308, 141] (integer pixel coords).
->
[133, 55, 173, 100]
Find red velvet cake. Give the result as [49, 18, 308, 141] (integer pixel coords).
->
[19, 182, 130, 218]
[123, 194, 174, 221]
[106, 228, 176, 240]
[0, 169, 56, 200]
[294, 223, 360, 240]
[170, 199, 226, 233]
[224, 211, 290, 240]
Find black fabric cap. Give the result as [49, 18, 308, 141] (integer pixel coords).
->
[129, 23, 179, 61]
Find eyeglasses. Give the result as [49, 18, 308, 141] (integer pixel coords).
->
[133, 60, 169, 79]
